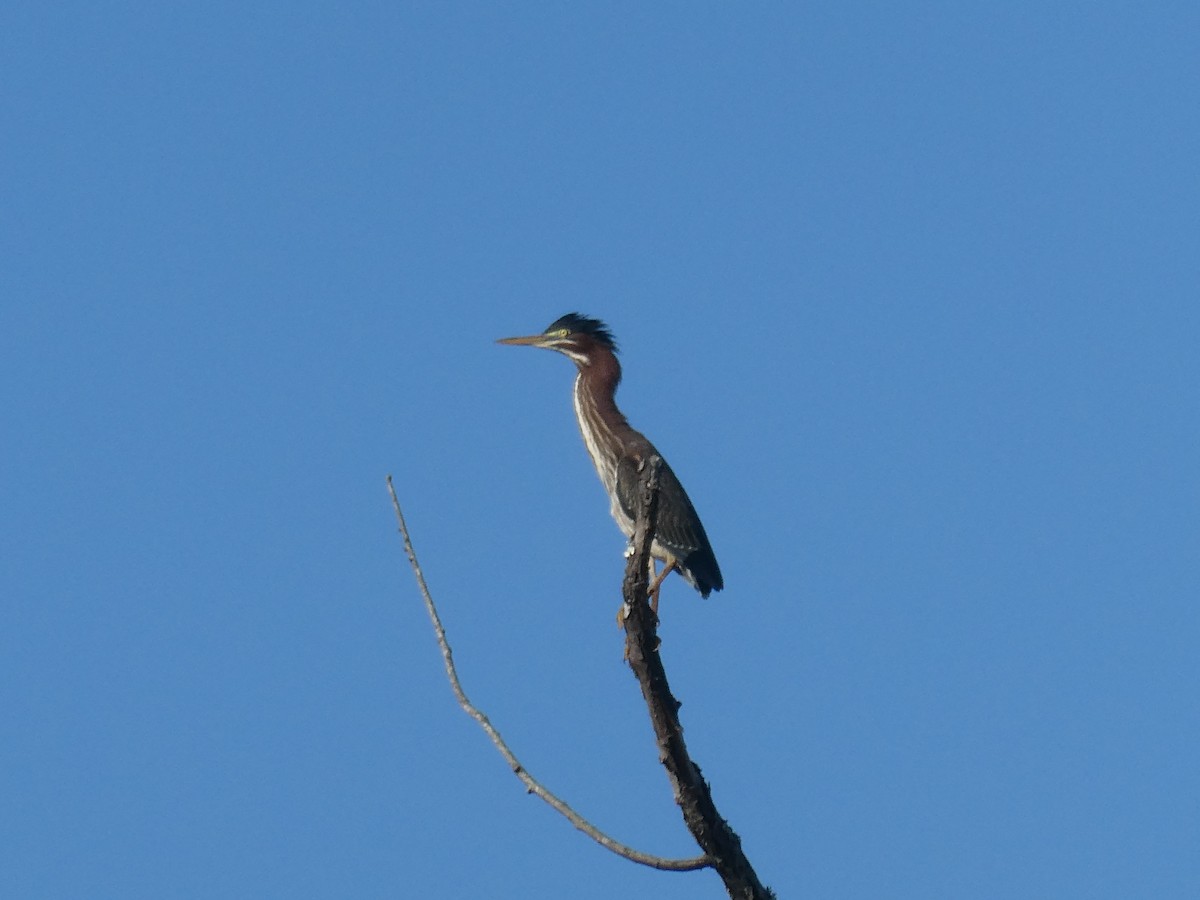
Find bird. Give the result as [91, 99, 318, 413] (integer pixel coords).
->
[498, 313, 723, 609]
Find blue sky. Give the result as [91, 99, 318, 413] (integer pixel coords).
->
[2, 3, 1197, 898]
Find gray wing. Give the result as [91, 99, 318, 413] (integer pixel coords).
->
[614, 455, 642, 526]
[615, 455, 714, 557]
[615, 453, 723, 596]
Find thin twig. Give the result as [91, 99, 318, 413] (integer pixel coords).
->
[387, 475, 710, 873]
[622, 459, 775, 900]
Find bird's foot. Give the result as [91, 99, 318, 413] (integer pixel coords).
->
[622, 542, 635, 559]
[645, 559, 675, 617]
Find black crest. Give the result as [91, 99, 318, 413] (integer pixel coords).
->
[545, 313, 617, 352]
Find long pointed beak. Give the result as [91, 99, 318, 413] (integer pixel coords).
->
[496, 333, 550, 347]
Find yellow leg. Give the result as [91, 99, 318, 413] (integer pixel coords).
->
[647, 559, 677, 615]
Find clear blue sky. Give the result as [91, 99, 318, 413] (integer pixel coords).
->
[3, 3, 1197, 898]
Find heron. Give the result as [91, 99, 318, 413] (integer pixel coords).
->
[498, 313, 723, 610]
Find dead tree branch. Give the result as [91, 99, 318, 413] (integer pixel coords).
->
[387, 475, 709, 872]
[622, 458, 775, 900]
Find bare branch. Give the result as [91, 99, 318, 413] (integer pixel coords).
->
[622, 459, 775, 900]
[387, 476, 710, 873]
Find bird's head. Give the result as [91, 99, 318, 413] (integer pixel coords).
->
[497, 313, 617, 367]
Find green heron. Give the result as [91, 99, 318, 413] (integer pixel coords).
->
[498, 313, 723, 608]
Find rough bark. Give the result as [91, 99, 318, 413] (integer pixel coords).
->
[621, 458, 775, 900]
